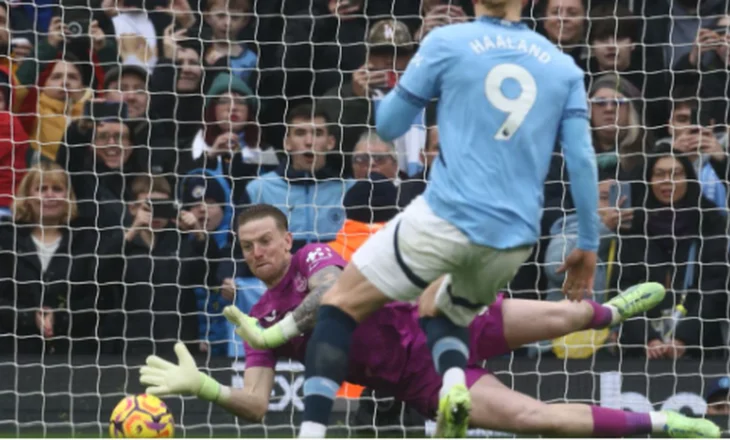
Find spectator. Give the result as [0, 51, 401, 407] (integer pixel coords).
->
[641, 0, 725, 70]
[202, 0, 257, 86]
[0, 162, 122, 355]
[318, 19, 419, 176]
[674, 14, 730, 124]
[329, 173, 400, 261]
[589, 73, 650, 179]
[705, 377, 730, 415]
[612, 146, 728, 359]
[656, 84, 727, 212]
[148, 29, 205, 168]
[544, 171, 630, 303]
[244, 104, 352, 250]
[181, 72, 278, 203]
[0, 64, 28, 218]
[15, 16, 116, 162]
[0, 1, 22, 73]
[542, 73, 649, 240]
[586, 3, 669, 131]
[178, 169, 235, 356]
[351, 130, 424, 208]
[539, 0, 588, 70]
[280, 0, 422, 98]
[414, 1, 470, 42]
[57, 101, 148, 229]
[112, 0, 159, 70]
[119, 175, 219, 356]
[102, 64, 150, 120]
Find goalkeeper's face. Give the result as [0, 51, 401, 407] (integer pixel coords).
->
[238, 216, 293, 284]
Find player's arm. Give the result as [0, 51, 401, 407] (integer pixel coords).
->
[222, 266, 343, 350]
[138, 342, 274, 423]
[559, 77, 600, 253]
[376, 30, 447, 141]
[291, 265, 342, 332]
[221, 366, 274, 422]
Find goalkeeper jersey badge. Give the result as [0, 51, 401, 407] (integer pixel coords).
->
[294, 273, 307, 293]
[263, 310, 277, 322]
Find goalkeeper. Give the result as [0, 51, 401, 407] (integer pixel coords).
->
[139, 204, 720, 438]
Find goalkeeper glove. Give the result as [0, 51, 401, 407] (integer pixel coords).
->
[139, 342, 226, 403]
[222, 305, 300, 350]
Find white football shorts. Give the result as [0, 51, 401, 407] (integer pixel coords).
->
[351, 196, 533, 327]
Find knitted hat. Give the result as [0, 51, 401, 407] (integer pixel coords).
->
[344, 173, 400, 223]
[180, 176, 228, 206]
[205, 72, 257, 112]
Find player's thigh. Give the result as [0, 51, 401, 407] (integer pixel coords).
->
[351, 197, 463, 304]
[468, 374, 551, 434]
[435, 246, 533, 327]
[321, 263, 392, 321]
[501, 299, 591, 350]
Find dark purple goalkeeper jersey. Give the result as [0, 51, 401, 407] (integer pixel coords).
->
[244, 244, 511, 417]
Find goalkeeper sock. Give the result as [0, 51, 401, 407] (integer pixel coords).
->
[419, 315, 469, 397]
[300, 305, 357, 434]
[590, 406, 652, 436]
[582, 300, 614, 330]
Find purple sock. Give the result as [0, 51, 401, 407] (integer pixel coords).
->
[591, 406, 653, 437]
[582, 300, 613, 330]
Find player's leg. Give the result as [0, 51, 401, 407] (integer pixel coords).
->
[468, 373, 721, 438]
[425, 245, 532, 437]
[501, 282, 667, 350]
[299, 264, 393, 438]
[300, 198, 451, 438]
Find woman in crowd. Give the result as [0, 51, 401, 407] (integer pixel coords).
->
[614, 145, 729, 359]
[0, 162, 123, 355]
[539, 0, 588, 70]
[589, 73, 652, 180]
[182, 72, 278, 204]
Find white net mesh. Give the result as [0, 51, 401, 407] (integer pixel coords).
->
[1, 0, 730, 437]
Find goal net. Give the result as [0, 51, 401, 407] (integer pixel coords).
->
[1, 0, 729, 437]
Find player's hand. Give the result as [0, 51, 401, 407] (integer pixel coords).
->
[222, 305, 287, 349]
[140, 342, 225, 402]
[140, 342, 202, 397]
[556, 249, 596, 301]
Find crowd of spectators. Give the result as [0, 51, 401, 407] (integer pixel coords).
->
[0, 0, 729, 365]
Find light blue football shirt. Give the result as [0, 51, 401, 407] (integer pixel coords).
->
[376, 16, 599, 251]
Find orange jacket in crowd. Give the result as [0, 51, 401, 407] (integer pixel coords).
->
[327, 218, 387, 399]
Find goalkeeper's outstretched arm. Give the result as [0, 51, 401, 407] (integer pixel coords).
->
[139, 342, 274, 423]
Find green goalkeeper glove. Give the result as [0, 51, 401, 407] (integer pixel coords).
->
[139, 342, 226, 403]
[222, 305, 300, 350]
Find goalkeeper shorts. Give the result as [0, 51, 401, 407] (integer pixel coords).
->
[352, 196, 532, 327]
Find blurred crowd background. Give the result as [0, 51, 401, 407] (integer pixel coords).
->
[0, 0, 729, 372]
